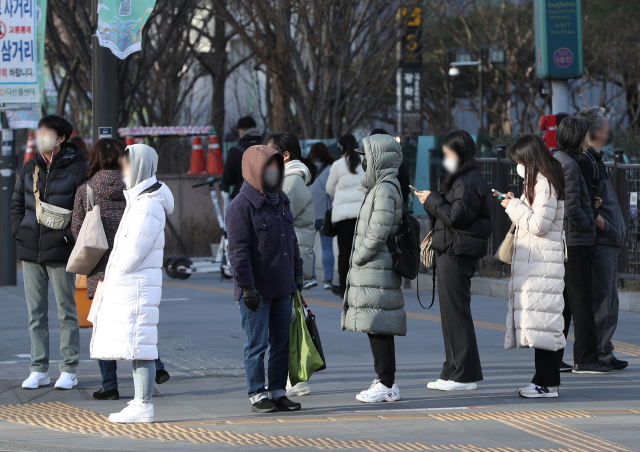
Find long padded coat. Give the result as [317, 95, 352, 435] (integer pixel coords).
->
[282, 160, 315, 279]
[504, 175, 566, 352]
[341, 134, 406, 336]
[90, 176, 174, 361]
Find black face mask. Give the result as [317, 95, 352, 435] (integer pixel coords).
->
[361, 157, 367, 172]
[607, 130, 614, 146]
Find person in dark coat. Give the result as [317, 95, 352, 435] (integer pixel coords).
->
[416, 130, 491, 391]
[11, 115, 86, 391]
[71, 139, 170, 401]
[225, 144, 304, 414]
[554, 116, 610, 375]
[222, 116, 263, 199]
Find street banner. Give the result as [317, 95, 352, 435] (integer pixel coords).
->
[118, 126, 214, 137]
[534, 0, 583, 79]
[0, 0, 39, 103]
[96, 0, 157, 60]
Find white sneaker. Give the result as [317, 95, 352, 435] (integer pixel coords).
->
[54, 372, 78, 390]
[22, 372, 50, 389]
[516, 383, 536, 395]
[303, 279, 318, 290]
[427, 379, 447, 389]
[109, 400, 154, 423]
[286, 381, 311, 397]
[518, 385, 559, 398]
[430, 380, 478, 391]
[355, 380, 402, 403]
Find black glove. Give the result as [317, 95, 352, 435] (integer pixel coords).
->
[242, 284, 260, 312]
[295, 275, 304, 293]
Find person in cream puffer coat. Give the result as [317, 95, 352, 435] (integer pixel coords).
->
[500, 134, 567, 398]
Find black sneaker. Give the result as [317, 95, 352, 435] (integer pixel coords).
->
[572, 362, 612, 374]
[273, 396, 301, 412]
[559, 361, 573, 372]
[92, 388, 119, 400]
[604, 355, 629, 370]
[155, 369, 170, 384]
[252, 398, 277, 413]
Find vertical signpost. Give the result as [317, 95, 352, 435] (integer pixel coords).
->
[92, 0, 118, 144]
[396, 7, 422, 136]
[534, 0, 583, 113]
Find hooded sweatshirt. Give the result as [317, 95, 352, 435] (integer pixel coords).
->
[226, 145, 303, 301]
[90, 144, 174, 361]
[282, 160, 315, 279]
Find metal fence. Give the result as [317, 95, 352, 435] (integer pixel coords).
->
[427, 147, 640, 280]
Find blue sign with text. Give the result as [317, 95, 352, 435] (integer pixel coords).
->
[534, 0, 583, 79]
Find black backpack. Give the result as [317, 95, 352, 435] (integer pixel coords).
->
[383, 181, 421, 280]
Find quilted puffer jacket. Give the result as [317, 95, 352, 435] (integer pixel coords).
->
[325, 156, 365, 223]
[504, 175, 567, 352]
[341, 134, 406, 336]
[282, 160, 315, 279]
[90, 176, 174, 361]
[553, 151, 595, 247]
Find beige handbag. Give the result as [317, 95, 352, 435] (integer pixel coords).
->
[420, 230, 435, 268]
[495, 223, 516, 264]
[34, 166, 73, 230]
[66, 185, 109, 275]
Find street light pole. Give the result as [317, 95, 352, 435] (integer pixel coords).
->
[91, 0, 118, 142]
[0, 112, 16, 286]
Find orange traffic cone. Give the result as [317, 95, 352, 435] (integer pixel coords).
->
[206, 134, 224, 174]
[23, 131, 36, 163]
[187, 137, 207, 174]
[125, 136, 135, 146]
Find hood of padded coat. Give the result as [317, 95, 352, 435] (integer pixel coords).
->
[285, 159, 312, 185]
[360, 134, 402, 191]
[125, 175, 175, 215]
[242, 145, 284, 192]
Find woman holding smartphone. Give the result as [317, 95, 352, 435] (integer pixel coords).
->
[415, 130, 491, 391]
[498, 134, 567, 398]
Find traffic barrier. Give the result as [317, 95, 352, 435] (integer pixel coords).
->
[23, 131, 35, 163]
[206, 134, 224, 174]
[187, 137, 207, 174]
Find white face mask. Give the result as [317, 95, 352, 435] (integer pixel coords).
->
[442, 157, 459, 174]
[517, 164, 526, 179]
[36, 134, 60, 154]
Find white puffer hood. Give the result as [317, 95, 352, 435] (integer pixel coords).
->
[285, 160, 312, 185]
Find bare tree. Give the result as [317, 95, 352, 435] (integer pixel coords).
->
[213, 0, 470, 138]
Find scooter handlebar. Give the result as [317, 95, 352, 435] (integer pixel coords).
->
[192, 177, 223, 188]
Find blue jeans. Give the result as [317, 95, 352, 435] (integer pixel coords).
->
[239, 294, 290, 401]
[312, 219, 334, 282]
[100, 357, 165, 391]
[132, 360, 155, 403]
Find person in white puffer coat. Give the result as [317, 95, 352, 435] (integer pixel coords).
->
[325, 134, 365, 298]
[498, 134, 567, 399]
[90, 144, 174, 423]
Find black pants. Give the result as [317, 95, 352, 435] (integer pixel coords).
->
[335, 218, 357, 290]
[559, 245, 599, 365]
[532, 348, 561, 387]
[435, 253, 483, 382]
[368, 333, 395, 387]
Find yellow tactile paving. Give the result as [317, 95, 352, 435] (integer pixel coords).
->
[0, 402, 636, 452]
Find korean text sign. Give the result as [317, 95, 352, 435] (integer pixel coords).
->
[0, 0, 39, 102]
[534, 0, 583, 79]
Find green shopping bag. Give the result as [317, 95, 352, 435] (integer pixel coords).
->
[288, 292, 325, 386]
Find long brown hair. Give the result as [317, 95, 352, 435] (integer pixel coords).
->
[87, 138, 125, 180]
[508, 134, 565, 204]
[307, 142, 335, 165]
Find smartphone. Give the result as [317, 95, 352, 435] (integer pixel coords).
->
[491, 188, 509, 200]
[409, 184, 419, 192]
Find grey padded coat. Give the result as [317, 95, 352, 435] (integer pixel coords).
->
[341, 134, 406, 336]
[553, 151, 595, 247]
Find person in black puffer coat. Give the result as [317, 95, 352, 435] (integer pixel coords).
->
[416, 130, 491, 391]
[554, 116, 610, 375]
[11, 115, 87, 391]
[222, 116, 263, 199]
